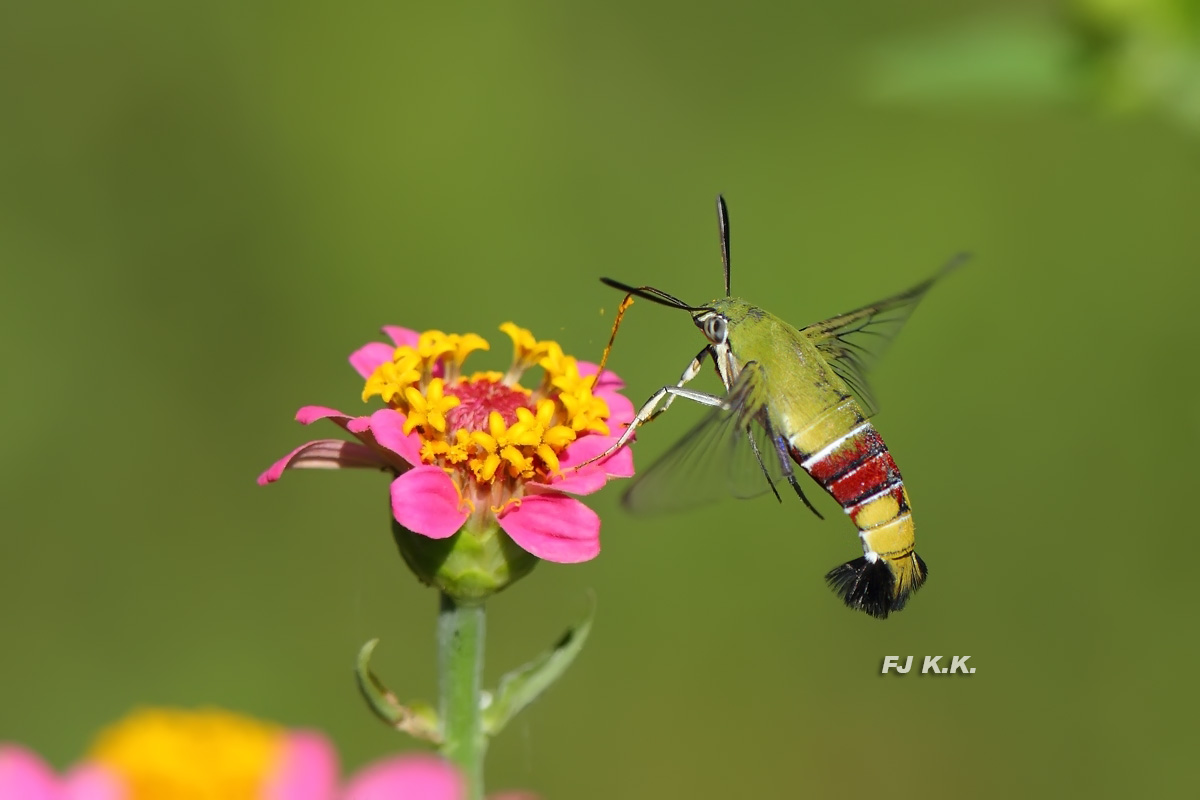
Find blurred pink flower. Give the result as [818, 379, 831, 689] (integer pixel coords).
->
[4, 709, 537, 799]
[0, 745, 123, 800]
[259, 324, 633, 568]
[337, 752, 534, 800]
[272, 735, 534, 800]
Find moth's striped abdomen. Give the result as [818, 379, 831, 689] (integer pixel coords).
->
[790, 402, 927, 618]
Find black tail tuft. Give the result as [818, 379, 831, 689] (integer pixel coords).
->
[825, 554, 928, 619]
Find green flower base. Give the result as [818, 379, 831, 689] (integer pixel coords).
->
[392, 516, 538, 603]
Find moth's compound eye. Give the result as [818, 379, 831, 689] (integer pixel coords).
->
[703, 315, 728, 345]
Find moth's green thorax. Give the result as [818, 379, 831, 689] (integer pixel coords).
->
[697, 297, 854, 446]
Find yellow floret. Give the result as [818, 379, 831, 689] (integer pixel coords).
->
[402, 378, 460, 435]
[559, 387, 610, 435]
[502, 322, 556, 382]
[362, 350, 422, 404]
[448, 333, 489, 364]
[539, 342, 578, 383]
[501, 444, 534, 479]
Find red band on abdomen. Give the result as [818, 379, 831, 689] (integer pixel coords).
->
[801, 426, 886, 484]
[826, 451, 901, 505]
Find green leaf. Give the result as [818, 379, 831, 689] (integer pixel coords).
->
[355, 638, 441, 743]
[481, 597, 596, 736]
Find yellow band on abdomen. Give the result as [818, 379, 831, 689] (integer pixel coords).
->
[861, 512, 915, 559]
[789, 398, 864, 455]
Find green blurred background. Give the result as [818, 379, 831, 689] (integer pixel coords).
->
[3, 1, 1198, 797]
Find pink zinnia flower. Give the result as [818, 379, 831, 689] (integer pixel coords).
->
[260, 323, 633, 596]
[1, 708, 535, 800]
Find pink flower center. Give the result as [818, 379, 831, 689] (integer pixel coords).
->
[444, 380, 531, 431]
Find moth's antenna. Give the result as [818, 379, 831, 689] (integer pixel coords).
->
[598, 278, 700, 311]
[717, 194, 731, 296]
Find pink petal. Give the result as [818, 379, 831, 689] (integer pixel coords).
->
[598, 389, 635, 427]
[390, 467, 468, 539]
[497, 494, 600, 563]
[0, 746, 58, 800]
[349, 343, 396, 380]
[534, 465, 607, 496]
[381, 326, 420, 349]
[600, 447, 633, 479]
[257, 440, 385, 485]
[264, 731, 339, 800]
[342, 754, 463, 800]
[63, 765, 125, 800]
[295, 406, 357, 428]
[535, 436, 610, 496]
[577, 362, 625, 391]
[367, 409, 422, 467]
[561, 435, 634, 481]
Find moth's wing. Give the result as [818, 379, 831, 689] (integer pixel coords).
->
[621, 362, 787, 515]
[803, 255, 965, 416]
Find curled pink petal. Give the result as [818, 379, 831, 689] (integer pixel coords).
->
[0, 746, 57, 800]
[391, 467, 469, 539]
[368, 409, 422, 467]
[381, 326, 420, 348]
[295, 406, 356, 427]
[264, 730, 339, 800]
[349, 343, 396, 380]
[63, 765, 125, 800]
[257, 440, 385, 485]
[343, 754, 462, 800]
[497, 494, 600, 563]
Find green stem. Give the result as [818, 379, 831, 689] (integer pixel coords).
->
[437, 592, 486, 800]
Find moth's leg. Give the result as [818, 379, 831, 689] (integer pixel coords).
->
[574, 372, 726, 470]
[746, 427, 782, 503]
[773, 435, 824, 519]
[641, 347, 711, 425]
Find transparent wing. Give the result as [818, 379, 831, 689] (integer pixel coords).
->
[804, 255, 965, 416]
[621, 362, 788, 515]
